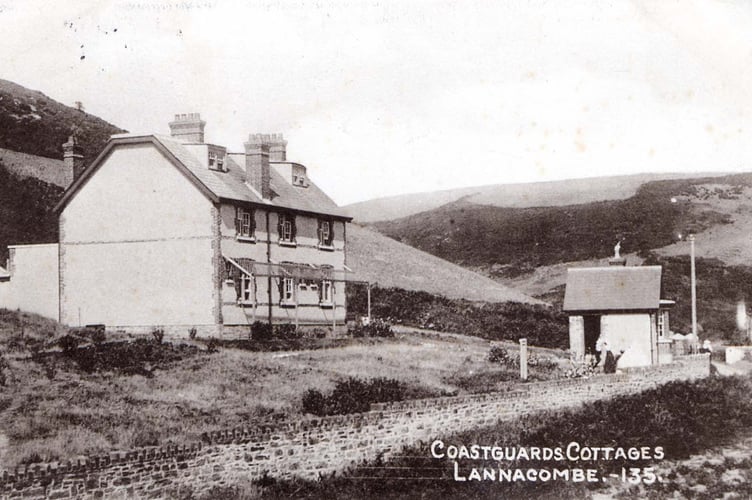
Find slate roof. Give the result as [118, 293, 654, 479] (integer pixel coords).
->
[563, 266, 663, 312]
[54, 134, 349, 219]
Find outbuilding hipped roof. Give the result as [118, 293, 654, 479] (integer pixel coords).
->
[563, 266, 663, 312]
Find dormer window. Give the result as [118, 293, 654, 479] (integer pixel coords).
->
[208, 150, 225, 171]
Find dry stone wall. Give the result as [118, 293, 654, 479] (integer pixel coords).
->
[0, 355, 710, 499]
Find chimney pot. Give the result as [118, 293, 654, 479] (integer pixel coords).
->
[168, 113, 206, 142]
[244, 139, 271, 200]
[63, 134, 85, 183]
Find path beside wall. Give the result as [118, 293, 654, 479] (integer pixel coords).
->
[0, 355, 710, 499]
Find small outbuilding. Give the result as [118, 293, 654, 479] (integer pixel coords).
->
[563, 259, 674, 367]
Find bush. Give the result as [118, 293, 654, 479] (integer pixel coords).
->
[488, 345, 511, 365]
[188, 327, 198, 340]
[348, 319, 394, 338]
[151, 328, 165, 344]
[301, 377, 406, 416]
[58, 335, 80, 355]
[274, 323, 301, 340]
[251, 321, 272, 342]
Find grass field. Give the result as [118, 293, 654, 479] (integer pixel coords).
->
[0, 310, 568, 470]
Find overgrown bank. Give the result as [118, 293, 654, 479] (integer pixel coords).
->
[347, 285, 568, 349]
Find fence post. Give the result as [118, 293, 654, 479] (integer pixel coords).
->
[520, 338, 528, 381]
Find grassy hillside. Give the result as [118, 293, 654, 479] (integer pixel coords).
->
[0, 78, 123, 166]
[0, 161, 63, 263]
[347, 286, 567, 348]
[374, 174, 751, 278]
[347, 224, 540, 304]
[346, 172, 727, 223]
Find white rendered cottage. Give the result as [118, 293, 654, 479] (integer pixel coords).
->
[2, 113, 353, 336]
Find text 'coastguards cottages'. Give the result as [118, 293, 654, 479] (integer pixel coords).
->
[0, 114, 354, 336]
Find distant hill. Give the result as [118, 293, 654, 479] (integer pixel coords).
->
[373, 174, 752, 279]
[346, 224, 540, 304]
[0, 161, 62, 262]
[0, 78, 124, 167]
[345, 172, 728, 223]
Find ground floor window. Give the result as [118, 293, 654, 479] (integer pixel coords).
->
[281, 277, 295, 305]
[320, 280, 333, 305]
[239, 273, 254, 304]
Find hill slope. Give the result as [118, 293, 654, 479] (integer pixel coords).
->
[373, 174, 749, 278]
[347, 224, 540, 304]
[0, 78, 124, 167]
[345, 172, 727, 223]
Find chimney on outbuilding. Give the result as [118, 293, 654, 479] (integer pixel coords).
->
[244, 134, 272, 200]
[63, 134, 85, 182]
[267, 133, 287, 162]
[168, 113, 206, 143]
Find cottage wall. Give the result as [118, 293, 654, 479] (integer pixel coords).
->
[0, 355, 710, 499]
[59, 144, 215, 328]
[601, 313, 653, 367]
[219, 204, 346, 327]
[0, 244, 59, 319]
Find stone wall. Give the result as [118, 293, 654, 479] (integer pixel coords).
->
[0, 355, 710, 499]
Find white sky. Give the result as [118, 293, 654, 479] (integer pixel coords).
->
[1, 0, 752, 205]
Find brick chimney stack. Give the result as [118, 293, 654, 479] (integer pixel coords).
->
[267, 133, 287, 162]
[168, 113, 206, 143]
[244, 134, 272, 200]
[63, 135, 85, 182]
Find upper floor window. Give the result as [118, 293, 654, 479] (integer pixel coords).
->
[234, 207, 255, 240]
[278, 213, 296, 245]
[317, 219, 334, 248]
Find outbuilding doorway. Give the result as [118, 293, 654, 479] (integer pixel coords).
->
[584, 315, 601, 356]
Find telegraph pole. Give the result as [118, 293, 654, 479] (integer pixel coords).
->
[689, 233, 697, 338]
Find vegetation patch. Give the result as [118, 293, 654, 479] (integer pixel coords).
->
[33, 338, 205, 377]
[347, 286, 568, 348]
[301, 377, 408, 416]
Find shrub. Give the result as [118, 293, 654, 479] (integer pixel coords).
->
[206, 338, 219, 353]
[58, 335, 80, 355]
[188, 327, 198, 340]
[251, 321, 273, 342]
[301, 377, 407, 416]
[348, 319, 394, 338]
[488, 345, 511, 365]
[274, 323, 300, 340]
[151, 328, 165, 344]
[301, 389, 327, 416]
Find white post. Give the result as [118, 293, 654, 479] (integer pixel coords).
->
[367, 283, 372, 323]
[689, 234, 697, 338]
[519, 338, 528, 381]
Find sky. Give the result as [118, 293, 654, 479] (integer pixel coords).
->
[1, 0, 752, 205]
